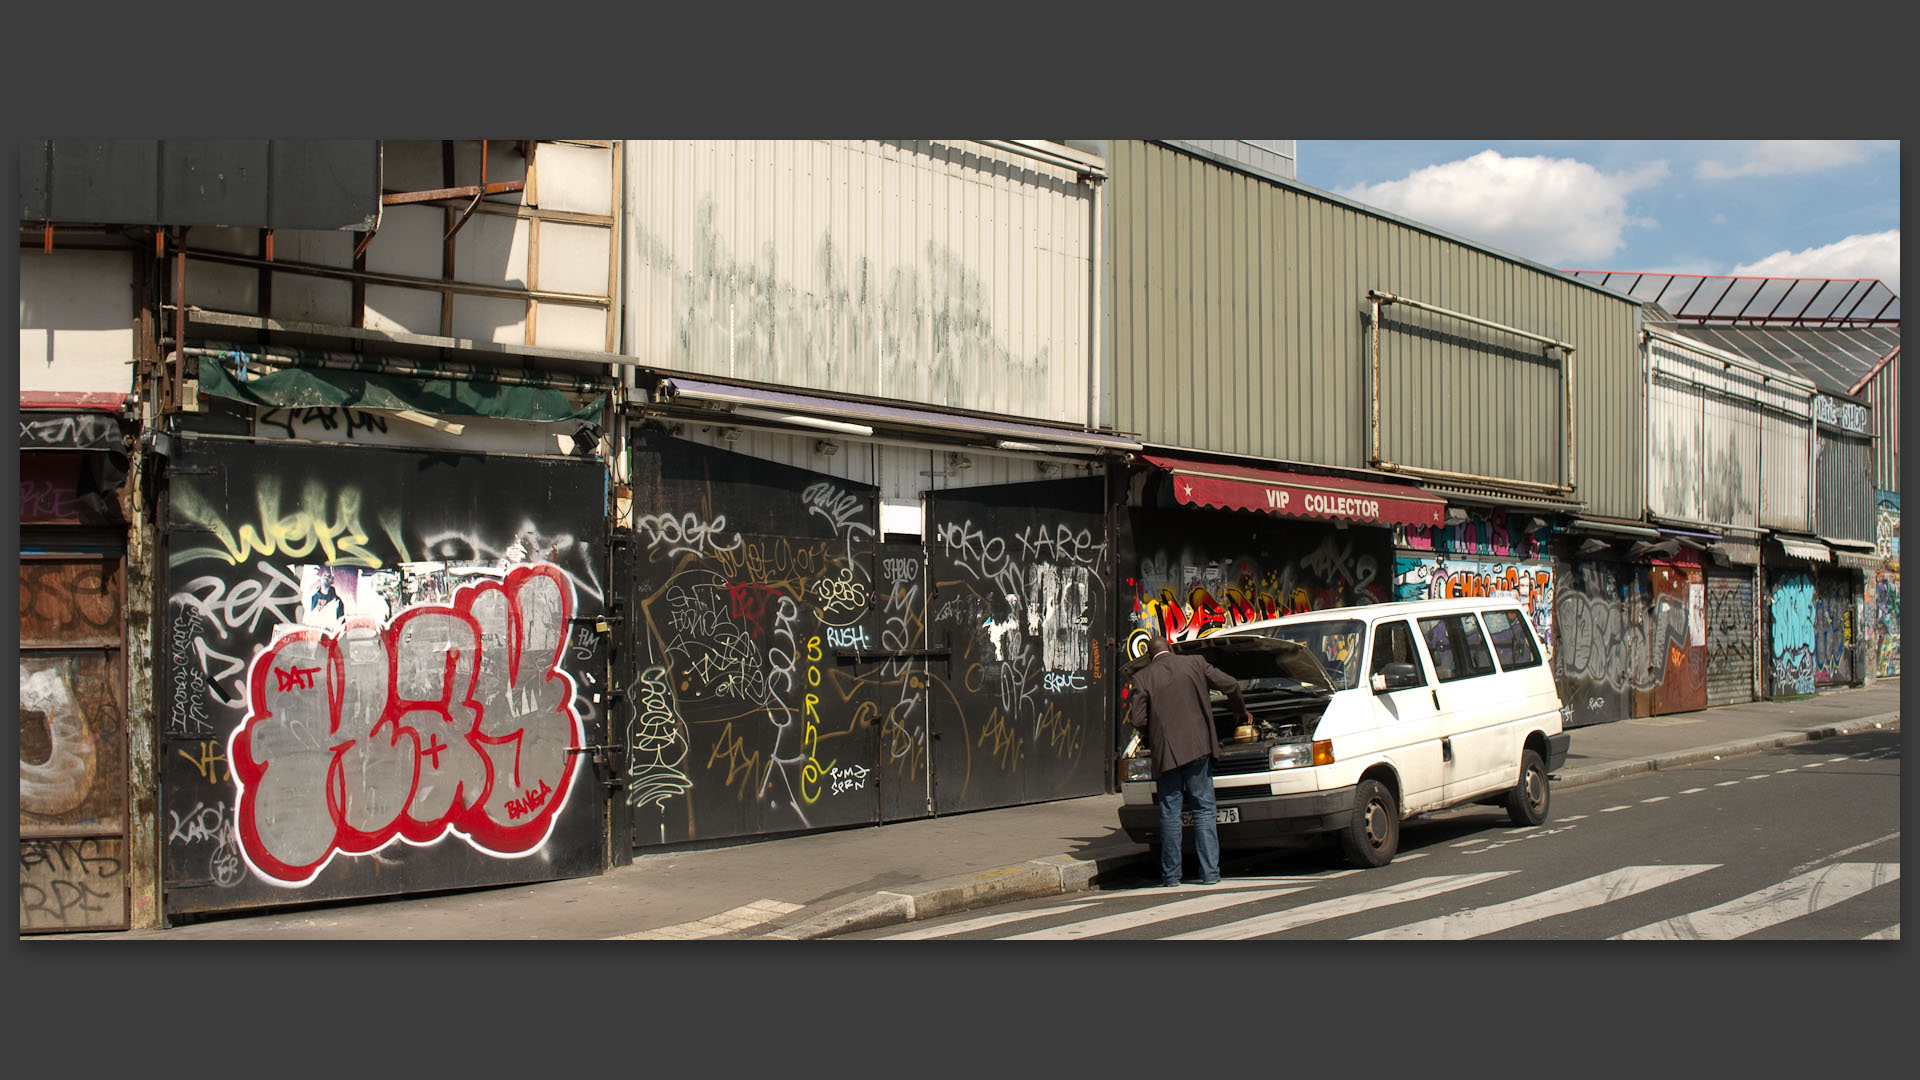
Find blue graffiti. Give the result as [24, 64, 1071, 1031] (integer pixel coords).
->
[1769, 572, 1815, 695]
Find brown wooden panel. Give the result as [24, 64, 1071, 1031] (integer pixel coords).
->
[20, 836, 129, 933]
[19, 557, 123, 647]
[20, 650, 127, 836]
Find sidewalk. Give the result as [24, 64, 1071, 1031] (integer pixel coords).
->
[78, 681, 1900, 942]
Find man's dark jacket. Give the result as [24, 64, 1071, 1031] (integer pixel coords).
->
[1127, 651, 1246, 779]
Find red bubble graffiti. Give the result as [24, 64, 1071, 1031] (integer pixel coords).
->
[230, 565, 583, 885]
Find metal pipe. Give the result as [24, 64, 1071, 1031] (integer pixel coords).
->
[975, 140, 1108, 180]
[172, 230, 187, 414]
[177, 247, 612, 308]
[1086, 170, 1104, 433]
[1366, 290, 1577, 352]
[1370, 294, 1382, 469]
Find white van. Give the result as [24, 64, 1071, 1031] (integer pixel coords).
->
[1119, 596, 1571, 868]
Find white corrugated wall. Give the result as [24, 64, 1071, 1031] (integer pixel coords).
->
[622, 141, 1095, 426]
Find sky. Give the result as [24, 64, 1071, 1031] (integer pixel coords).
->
[1296, 141, 1900, 297]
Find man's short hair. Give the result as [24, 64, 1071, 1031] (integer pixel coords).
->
[1147, 634, 1173, 656]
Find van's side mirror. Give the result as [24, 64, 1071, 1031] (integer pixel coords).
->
[1371, 662, 1420, 693]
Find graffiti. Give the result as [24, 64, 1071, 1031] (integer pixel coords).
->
[801, 481, 875, 541]
[1812, 574, 1852, 686]
[814, 567, 871, 616]
[636, 510, 743, 559]
[825, 625, 874, 650]
[20, 837, 124, 930]
[1703, 576, 1755, 706]
[229, 565, 583, 886]
[1016, 523, 1108, 567]
[1554, 585, 1686, 695]
[1043, 671, 1087, 692]
[168, 800, 229, 845]
[1395, 510, 1544, 560]
[20, 413, 121, 449]
[177, 740, 230, 784]
[258, 406, 392, 442]
[828, 764, 871, 795]
[881, 557, 920, 585]
[712, 538, 834, 583]
[172, 562, 308, 641]
[799, 637, 829, 805]
[978, 710, 1024, 771]
[1768, 572, 1815, 696]
[171, 478, 397, 569]
[1395, 557, 1554, 661]
[19, 660, 100, 818]
[20, 560, 119, 638]
[19, 478, 84, 520]
[1875, 491, 1900, 677]
[1703, 439, 1756, 524]
[625, 666, 692, 809]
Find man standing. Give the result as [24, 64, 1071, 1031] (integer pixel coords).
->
[1127, 634, 1252, 887]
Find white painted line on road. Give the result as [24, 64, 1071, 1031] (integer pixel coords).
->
[1004, 885, 1313, 940]
[1358, 864, 1719, 941]
[877, 902, 1099, 940]
[1600, 805, 1632, 812]
[1640, 796, 1670, 804]
[1453, 837, 1490, 847]
[1745, 774, 1771, 780]
[1135, 871, 1361, 894]
[1561, 814, 1589, 821]
[1679, 788, 1707, 795]
[1612, 862, 1901, 940]
[1788, 831, 1901, 877]
[1166, 873, 1516, 941]
[1775, 768, 1799, 774]
[1715, 781, 1741, 787]
[1829, 756, 1850, 762]
[1803, 762, 1826, 768]
[1396, 852, 1429, 862]
[1862, 925, 1899, 940]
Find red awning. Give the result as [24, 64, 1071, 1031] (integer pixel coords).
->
[1143, 454, 1446, 528]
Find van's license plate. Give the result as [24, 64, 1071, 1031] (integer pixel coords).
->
[1181, 807, 1240, 825]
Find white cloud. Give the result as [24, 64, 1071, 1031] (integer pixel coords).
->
[1695, 141, 1877, 180]
[1335, 150, 1669, 266]
[1711, 213, 1728, 225]
[1730, 230, 1900, 296]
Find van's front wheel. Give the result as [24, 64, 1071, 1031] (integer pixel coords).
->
[1339, 779, 1400, 868]
[1506, 748, 1550, 827]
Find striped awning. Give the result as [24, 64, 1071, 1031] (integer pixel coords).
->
[1774, 537, 1832, 563]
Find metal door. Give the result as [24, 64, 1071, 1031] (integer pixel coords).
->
[925, 477, 1111, 815]
[1637, 563, 1707, 716]
[1813, 568, 1854, 687]
[19, 555, 130, 933]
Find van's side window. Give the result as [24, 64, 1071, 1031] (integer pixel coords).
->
[1370, 620, 1427, 686]
[1481, 609, 1542, 670]
[1417, 614, 1498, 683]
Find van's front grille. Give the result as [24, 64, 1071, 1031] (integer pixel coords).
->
[1212, 781, 1272, 801]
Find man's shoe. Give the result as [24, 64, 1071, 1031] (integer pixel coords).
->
[1199, 877, 1221, 886]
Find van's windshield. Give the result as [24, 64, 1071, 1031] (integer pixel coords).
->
[1260, 619, 1367, 690]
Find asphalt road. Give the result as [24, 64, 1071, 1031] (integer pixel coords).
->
[832, 729, 1902, 941]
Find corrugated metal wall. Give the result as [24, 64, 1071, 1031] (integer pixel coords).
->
[1756, 382, 1814, 533]
[623, 140, 1095, 425]
[1105, 141, 1642, 518]
[1862, 360, 1899, 492]
[1646, 333, 1763, 530]
[1817, 429, 1876, 541]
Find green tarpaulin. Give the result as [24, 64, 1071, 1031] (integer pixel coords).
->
[198, 354, 604, 424]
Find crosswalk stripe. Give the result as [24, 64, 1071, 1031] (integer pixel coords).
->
[877, 902, 1099, 940]
[1166, 872, 1515, 941]
[607, 898, 803, 940]
[1862, 925, 1899, 940]
[1356, 865, 1719, 940]
[1612, 862, 1901, 940]
[1003, 885, 1313, 940]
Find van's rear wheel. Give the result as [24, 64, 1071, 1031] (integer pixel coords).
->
[1339, 779, 1399, 868]
[1506, 748, 1550, 827]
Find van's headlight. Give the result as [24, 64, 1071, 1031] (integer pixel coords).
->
[1123, 755, 1154, 782]
[1270, 740, 1333, 769]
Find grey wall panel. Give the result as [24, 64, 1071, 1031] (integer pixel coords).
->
[1106, 141, 1640, 517]
[1817, 432, 1876, 542]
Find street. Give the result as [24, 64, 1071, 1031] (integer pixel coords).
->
[831, 729, 1901, 941]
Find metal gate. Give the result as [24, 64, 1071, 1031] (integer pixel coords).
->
[1703, 569, 1756, 707]
[19, 555, 131, 933]
[925, 478, 1111, 814]
[1635, 562, 1707, 717]
[1813, 568, 1855, 687]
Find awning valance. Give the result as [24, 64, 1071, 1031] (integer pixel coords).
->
[1834, 551, 1884, 571]
[1143, 454, 1446, 528]
[1774, 537, 1832, 563]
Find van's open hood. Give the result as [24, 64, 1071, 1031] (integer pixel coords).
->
[1122, 635, 1335, 693]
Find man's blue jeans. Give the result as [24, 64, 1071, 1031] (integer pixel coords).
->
[1155, 755, 1220, 885]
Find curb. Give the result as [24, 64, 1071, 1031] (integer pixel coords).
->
[765, 711, 1900, 940]
[1553, 712, 1901, 790]
[764, 849, 1148, 940]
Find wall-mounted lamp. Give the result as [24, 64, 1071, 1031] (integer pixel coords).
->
[815, 439, 839, 457]
[1445, 507, 1470, 526]
[720, 427, 740, 444]
[948, 452, 973, 471]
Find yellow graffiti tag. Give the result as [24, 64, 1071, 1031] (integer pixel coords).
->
[174, 478, 387, 568]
